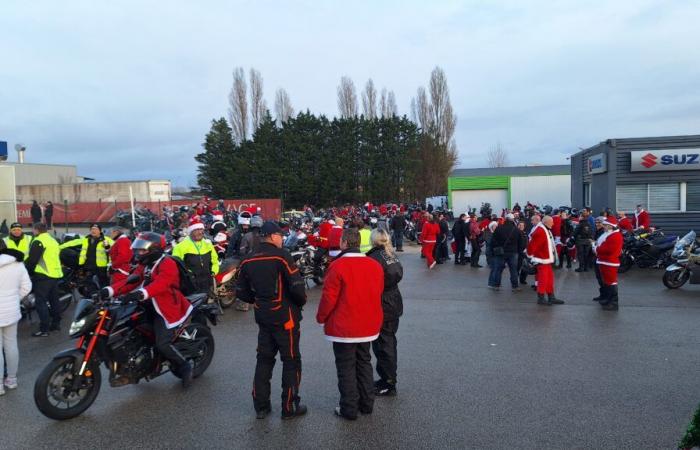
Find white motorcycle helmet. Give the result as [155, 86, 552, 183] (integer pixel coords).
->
[250, 215, 263, 229]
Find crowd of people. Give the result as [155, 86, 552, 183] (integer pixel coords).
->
[0, 197, 646, 418]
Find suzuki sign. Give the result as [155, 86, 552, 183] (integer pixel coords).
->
[631, 149, 700, 172]
[587, 153, 607, 174]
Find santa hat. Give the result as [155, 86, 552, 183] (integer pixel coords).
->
[212, 210, 224, 222]
[603, 215, 618, 227]
[188, 217, 205, 234]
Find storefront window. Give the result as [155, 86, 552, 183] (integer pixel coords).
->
[616, 185, 646, 212]
[617, 183, 682, 212]
[687, 182, 700, 212]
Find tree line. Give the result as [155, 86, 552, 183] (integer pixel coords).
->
[196, 66, 458, 207]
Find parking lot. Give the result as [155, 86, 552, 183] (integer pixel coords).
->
[2, 244, 699, 449]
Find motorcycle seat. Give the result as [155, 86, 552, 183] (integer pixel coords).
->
[187, 293, 209, 307]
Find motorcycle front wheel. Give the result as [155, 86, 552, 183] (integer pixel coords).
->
[663, 269, 690, 289]
[34, 357, 101, 420]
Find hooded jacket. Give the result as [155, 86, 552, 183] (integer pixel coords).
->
[366, 247, 404, 321]
[0, 250, 32, 327]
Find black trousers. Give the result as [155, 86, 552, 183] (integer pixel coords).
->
[372, 319, 399, 384]
[253, 323, 301, 413]
[33, 277, 61, 332]
[470, 238, 481, 266]
[455, 238, 466, 263]
[153, 315, 187, 371]
[333, 342, 374, 418]
[576, 243, 592, 270]
[86, 266, 109, 289]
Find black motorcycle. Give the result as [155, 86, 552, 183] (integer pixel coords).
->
[34, 293, 217, 420]
[618, 229, 677, 273]
[284, 232, 327, 286]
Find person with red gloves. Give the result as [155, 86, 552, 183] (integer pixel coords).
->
[420, 214, 440, 269]
[101, 232, 194, 388]
[527, 216, 564, 306]
[107, 226, 132, 284]
[593, 216, 624, 311]
[317, 228, 384, 420]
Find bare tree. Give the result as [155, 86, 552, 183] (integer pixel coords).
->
[249, 68, 266, 132]
[411, 86, 432, 132]
[379, 88, 388, 118]
[274, 88, 294, 124]
[228, 67, 248, 143]
[337, 76, 358, 118]
[429, 66, 456, 148]
[488, 142, 510, 167]
[361, 78, 378, 119]
[386, 90, 398, 117]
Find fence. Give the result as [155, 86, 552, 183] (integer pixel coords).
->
[15, 198, 282, 227]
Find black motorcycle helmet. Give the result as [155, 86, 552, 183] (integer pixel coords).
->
[131, 232, 166, 265]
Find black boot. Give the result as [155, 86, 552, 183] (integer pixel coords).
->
[282, 401, 307, 420]
[375, 379, 397, 396]
[592, 287, 604, 302]
[601, 285, 619, 311]
[537, 294, 549, 305]
[548, 294, 564, 305]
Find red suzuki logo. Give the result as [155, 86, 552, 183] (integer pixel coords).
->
[641, 153, 657, 168]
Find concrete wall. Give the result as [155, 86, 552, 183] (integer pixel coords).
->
[7, 163, 78, 185]
[0, 165, 17, 224]
[510, 175, 571, 208]
[16, 180, 171, 204]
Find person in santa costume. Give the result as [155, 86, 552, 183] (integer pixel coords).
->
[616, 211, 633, 233]
[634, 204, 650, 230]
[527, 216, 565, 305]
[101, 232, 194, 388]
[593, 215, 624, 311]
[107, 226, 132, 284]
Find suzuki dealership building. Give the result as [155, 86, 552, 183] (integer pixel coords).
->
[571, 134, 700, 234]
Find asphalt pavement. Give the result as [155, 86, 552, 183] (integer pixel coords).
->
[2, 244, 699, 449]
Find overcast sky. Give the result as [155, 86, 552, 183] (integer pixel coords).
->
[1, 0, 699, 187]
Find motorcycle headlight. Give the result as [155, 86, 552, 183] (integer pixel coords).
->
[69, 318, 86, 335]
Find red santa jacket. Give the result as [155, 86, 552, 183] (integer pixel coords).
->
[527, 223, 555, 264]
[109, 256, 193, 329]
[328, 225, 343, 250]
[420, 222, 440, 243]
[479, 218, 491, 230]
[594, 230, 623, 266]
[316, 251, 384, 342]
[634, 209, 650, 229]
[379, 205, 388, 216]
[551, 215, 562, 239]
[109, 234, 133, 276]
[618, 216, 633, 232]
[317, 221, 333, 249]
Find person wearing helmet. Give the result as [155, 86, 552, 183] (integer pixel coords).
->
[240, 215, 263, 257]
[172, 217, 220, 294]
[101, 232, 194, 388]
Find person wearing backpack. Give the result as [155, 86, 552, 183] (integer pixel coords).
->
[101, 232, 194, 388]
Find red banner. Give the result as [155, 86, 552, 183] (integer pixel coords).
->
[16, 199, 282, 225]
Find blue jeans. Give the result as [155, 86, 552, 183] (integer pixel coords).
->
[488, 253, 519, 288]
[393, 230, 403, 250]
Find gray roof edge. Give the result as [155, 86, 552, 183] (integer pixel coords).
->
[450, 165, 570, 177]
[572, 134, 700, 157]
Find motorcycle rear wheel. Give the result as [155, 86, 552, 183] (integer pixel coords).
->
[663, 269, 690, 289]
[34, 357, 101, 420]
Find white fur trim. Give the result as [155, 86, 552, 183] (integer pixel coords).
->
[139, 288, 149, 300]
[152, 300, 193, 330]
[329, 250, 341, 257]
[596, 261, 620, 267]
[106, 286, 115, 298]
[324, 334, 379, 343]
[340, 253, 366, 258]
[187, 223, 205, 234]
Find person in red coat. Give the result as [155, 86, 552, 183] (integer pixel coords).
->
[594, 216, 624, 311]
[634, 204, 650, 230]
[328, 218, 344, 257]
[420, 214, 440, 269]
[317, 228, 384, 420]
[527, 216, 564, 305]
[616, 211, 633, 233]
[107, 226, 132, 284]
[101, 232, 194, 387]
[317, 219, 333, 250]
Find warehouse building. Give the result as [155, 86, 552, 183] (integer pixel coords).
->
[448, 165, 571, 215]
[571, 134, 700, 235]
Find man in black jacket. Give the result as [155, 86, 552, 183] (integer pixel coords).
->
[236, 221, 308, 420]
[389, 212, 406, 252]
[435, 213, 450, 263]
[451, 214, 467, 265]
[574, 209, 594, 272]
[488, 213, 522, 291]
